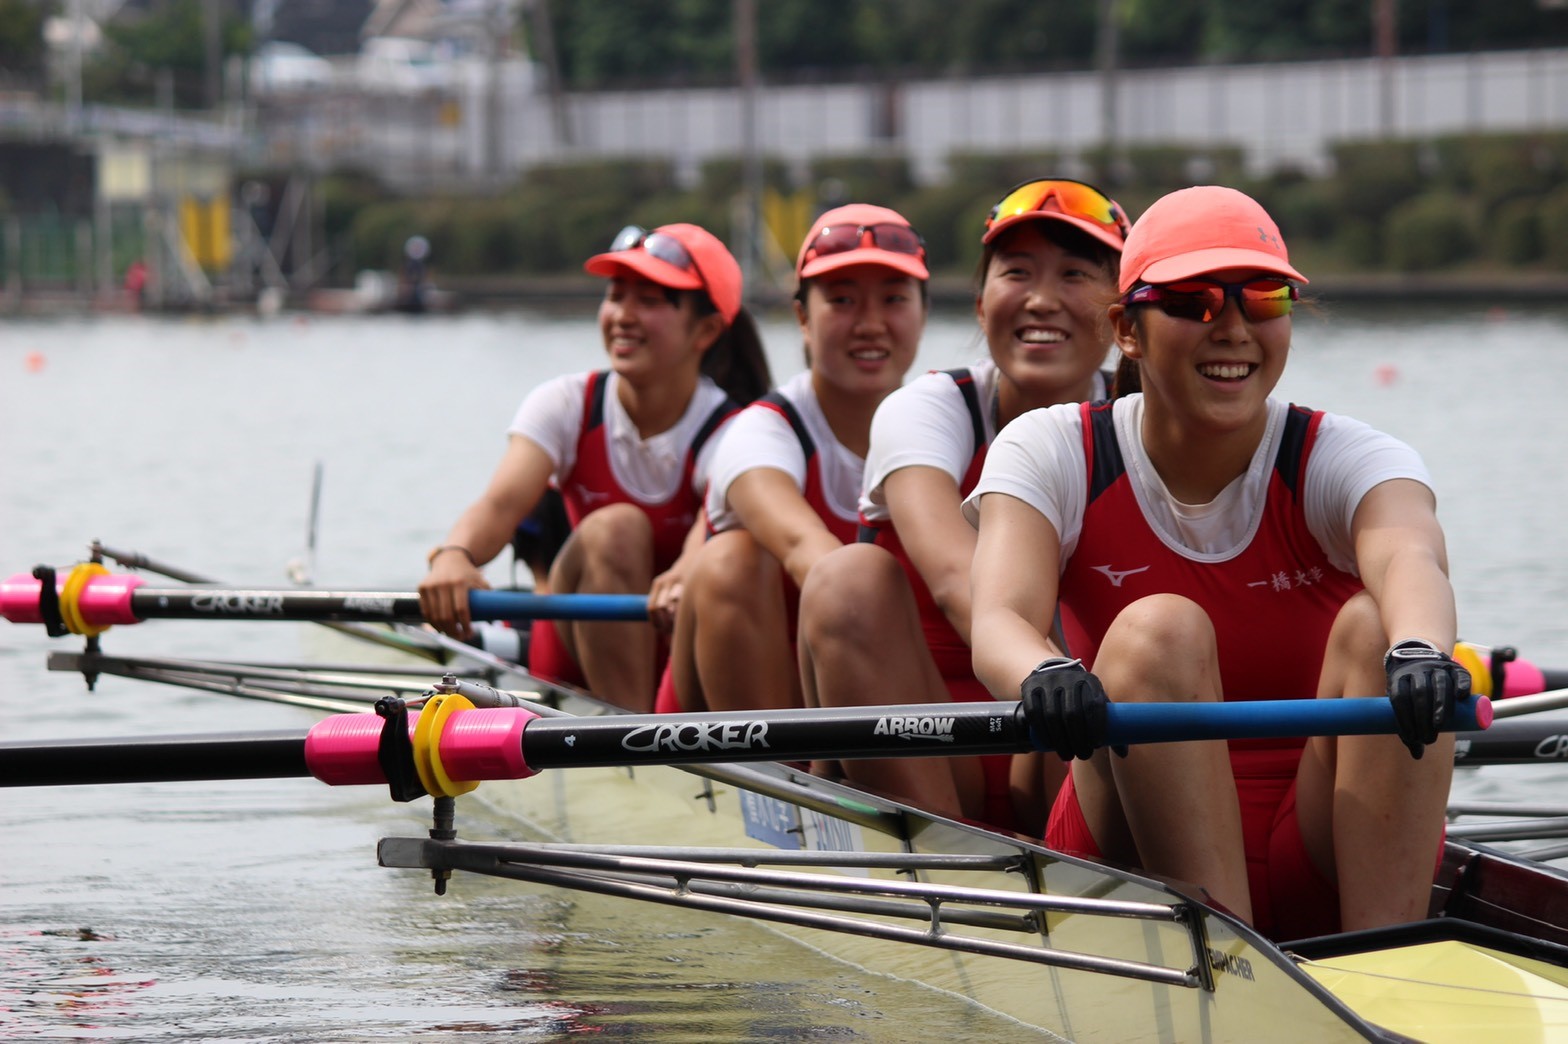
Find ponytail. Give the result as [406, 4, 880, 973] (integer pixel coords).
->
[702, 308, 773, 404]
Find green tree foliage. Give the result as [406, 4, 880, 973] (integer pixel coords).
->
[0, 0, 50, 85]
[542, 0, 1568, 88]
[87, 0, 252, 108]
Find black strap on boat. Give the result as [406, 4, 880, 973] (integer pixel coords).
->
[32, 565, 66, 638]
[374, 696, 428, 802]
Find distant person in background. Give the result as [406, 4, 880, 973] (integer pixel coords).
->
[797, 178, 1130, 826]
[395, 235, 430, 314]
[419, 223, 772, 711]
[122, 259, 148, 312]
[660, 204, 928, 714]
[967, 186, 1467, 939]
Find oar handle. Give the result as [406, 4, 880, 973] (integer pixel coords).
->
[0, 571, 649, 630]
[1104, 695, 1492, 747]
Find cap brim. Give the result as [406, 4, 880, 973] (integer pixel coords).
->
[1133, 248, 1307, 290]
[798, 248, 929, 282]
[584, 251, 704, 291]
[982, 210, 1127, 253]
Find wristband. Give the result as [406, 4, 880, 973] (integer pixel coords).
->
[1030, 656, 1083, 674]
[427, 544, 477, 568]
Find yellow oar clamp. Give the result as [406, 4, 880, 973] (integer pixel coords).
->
[412, 693, 482, 798]
[1453, 641, 1492, 698]
[58, 562, 111, 637]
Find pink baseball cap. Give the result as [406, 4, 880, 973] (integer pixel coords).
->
[795, 203, 929, 282]
[584, 223, 743, 325]
[1117, 186, 1307, 293]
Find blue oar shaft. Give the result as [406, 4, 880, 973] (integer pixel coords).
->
[468, 590, 647, 622]
[1105, 696, 1490, 748]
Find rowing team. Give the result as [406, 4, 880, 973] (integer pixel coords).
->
[418, 180, 1472, 942]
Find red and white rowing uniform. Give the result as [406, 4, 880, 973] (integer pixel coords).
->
[964, 394, 1431, 938]
[858, 362, 1109, 828]
[510, 369, 738, 686]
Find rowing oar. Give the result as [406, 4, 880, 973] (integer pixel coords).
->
[0, 568, 647, 636]
[0, 686, 1492, 790]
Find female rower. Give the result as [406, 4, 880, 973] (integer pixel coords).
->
[661, 204, 929, 714]
[968, 186, 1469, 939]
[419, 223, 772, 711]
[796, 179, 1130, 826]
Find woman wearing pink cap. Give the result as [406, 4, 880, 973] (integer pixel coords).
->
[968, 186, 1468, 939]
[661, 204, 929, 714]
[796, 179, 1131, 826]
[419, 223, 771, 711]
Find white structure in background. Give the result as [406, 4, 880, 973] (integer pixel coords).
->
[249, 41, 338, 95]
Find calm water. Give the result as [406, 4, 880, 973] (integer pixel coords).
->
[3, 302, 1568, 1040]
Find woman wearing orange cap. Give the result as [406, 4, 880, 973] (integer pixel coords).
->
[419, 223, 771, 711]
[796, 179, 1130, 825]
[661, 204, 929, 714]
[968, 186, 1468, 938]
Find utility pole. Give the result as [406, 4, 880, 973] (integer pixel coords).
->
[1096, 0, 1123, 185]
[203, 0, 222, 110]
[1374, 0, 1398, 136]
[735, 0, 761, 299]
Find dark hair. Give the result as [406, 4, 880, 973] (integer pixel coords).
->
[512, 486, 570, 581]
[664, 286, 774, 404]
[972, 220, 1122, 295]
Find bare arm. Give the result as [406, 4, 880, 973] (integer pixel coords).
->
[882, 465, 976, 644]
[970, 492, 1068, 698]
[418, 434, 555, 637]
[727, 467, 844, 589]
[648, 510, 709, 633]
[1350, 477, 1457, 652]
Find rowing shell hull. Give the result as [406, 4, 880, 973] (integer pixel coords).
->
[458, 682, 1486, 1042]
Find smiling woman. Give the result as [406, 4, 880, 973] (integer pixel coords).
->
[416, 222, 772, 713]
[660, 204, 931, 717]
[967, 185, 1469, 942]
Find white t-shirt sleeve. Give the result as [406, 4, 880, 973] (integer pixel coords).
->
[507, 372, 588, 478]
[1304, 413, 1434, 574]
[861, 373, 979, 518]
[691, 408, 738, 500]
[704, 405, 808, 532]
[961, 404, 1088, 559]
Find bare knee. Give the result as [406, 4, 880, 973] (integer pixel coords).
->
[687, 529, 778, 606]
[798, 544, 904, 645]
[1321, 591, 1387, 692]
[1096, 594, 1219, 700]
[571, 504, 654, 584]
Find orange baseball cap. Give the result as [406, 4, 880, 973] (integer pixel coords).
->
[584, 223, 743, 325]
[1117, 186, 1306, 294]
[795, 203, 929, 282]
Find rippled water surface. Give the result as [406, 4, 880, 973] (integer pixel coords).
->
[3, 302, 1567, 1040]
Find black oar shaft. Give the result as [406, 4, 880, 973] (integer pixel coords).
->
[518, 703, 1029, 768]
[128, 588, 424, 621]
[0, 731, 309, 787]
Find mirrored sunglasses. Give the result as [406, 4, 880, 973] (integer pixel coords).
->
[1123, 279, 1299, 324]
[608, 225, 697, 274]
[985, 178, 1131, 240]
[801, 222, 926, 265]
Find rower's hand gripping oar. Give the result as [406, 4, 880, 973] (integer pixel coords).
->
[0, 567, 649, 633]
[0, 689, 1493, 791]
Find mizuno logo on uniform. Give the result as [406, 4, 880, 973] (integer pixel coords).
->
[576, 487, 612, 506]
[1091, 564, 1150, 587]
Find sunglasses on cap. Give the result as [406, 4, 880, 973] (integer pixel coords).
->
[1123, 278, 1299, 324]
[609, 225, 697, 274]
[800, 223, 926, 266]
[986, 179, 1132, 239]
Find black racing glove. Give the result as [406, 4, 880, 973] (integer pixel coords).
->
[1020, 657, 1114, 761]
[1385, 638, 1471, 760]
